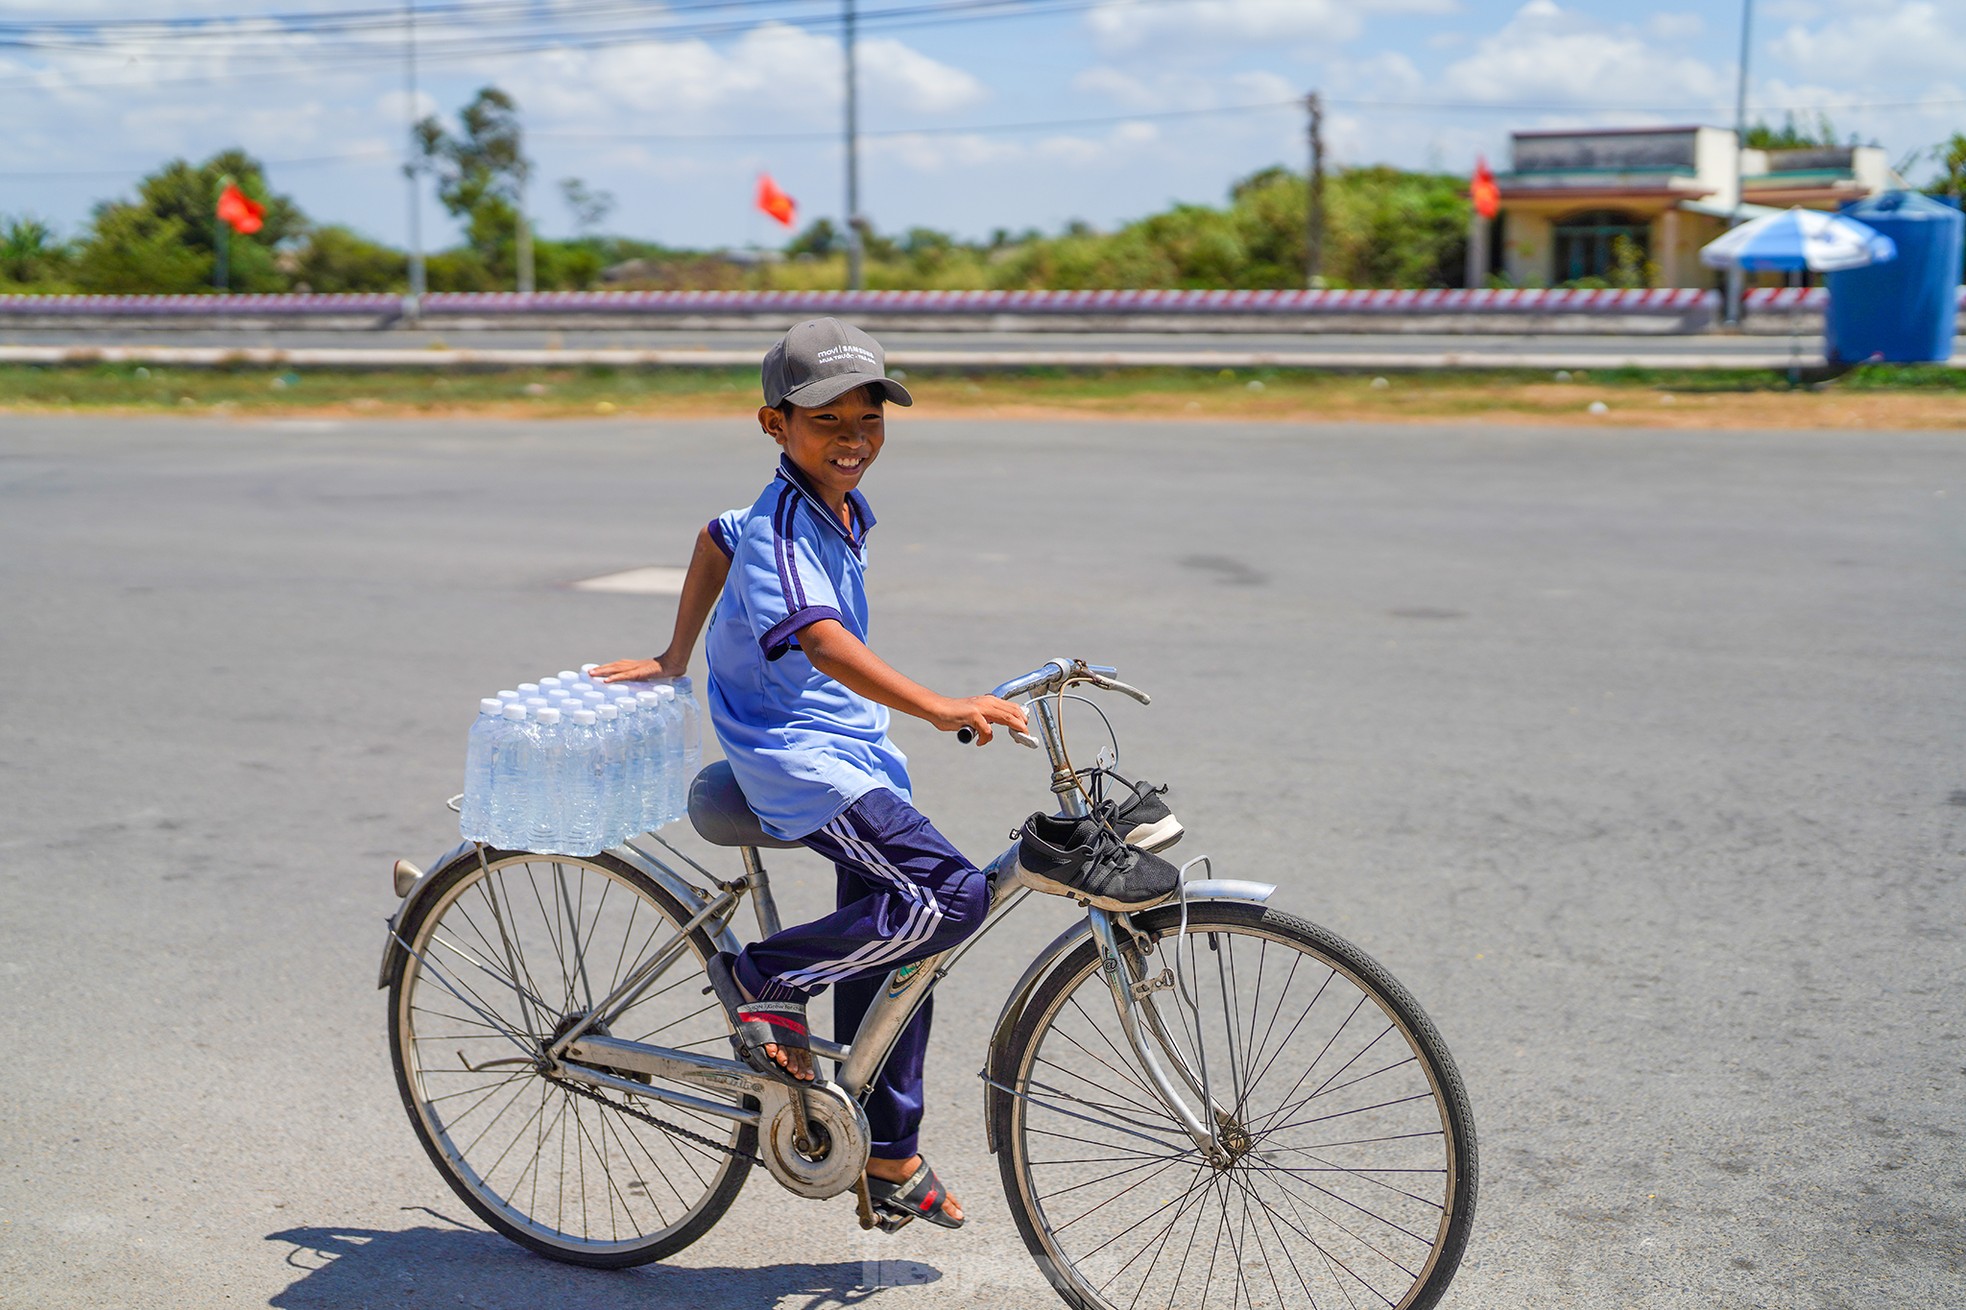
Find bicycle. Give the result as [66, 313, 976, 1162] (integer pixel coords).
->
[379, 657, 1478, 1310]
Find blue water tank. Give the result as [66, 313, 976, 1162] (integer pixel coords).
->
[1825, 191, 1962, 364]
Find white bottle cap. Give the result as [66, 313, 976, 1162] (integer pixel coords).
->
[595, 703, 618, 722]
[546, 688, 571, 701]
[535, 706, 562, 725]
[539, 676, 564, 690]
[558, 670, 581, 683]
[502, 703, 528, 721]
[497, 689, 521, 701]
[525, 697, 549, 709]
[580, 663, 599, 674]
[654, 684, 677, 701]
[636, 691, 661, 707]
[612, 696, 636, 712]
[581, 690, 606, 704]
[480, 698, 503, 715]
[518, 682, 541, 695]
[571, 708, 597, 726]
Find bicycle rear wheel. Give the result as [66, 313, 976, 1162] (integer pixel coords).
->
[387, 849, 751, 1268]
[995, 900, 1476, 1310]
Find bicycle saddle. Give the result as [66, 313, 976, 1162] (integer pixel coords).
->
[687, 761, 801, 850]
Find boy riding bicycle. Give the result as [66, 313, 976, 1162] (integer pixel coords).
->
[594, 319, 1180, 1229]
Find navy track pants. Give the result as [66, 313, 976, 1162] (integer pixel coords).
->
[731, 787, 988, 1161]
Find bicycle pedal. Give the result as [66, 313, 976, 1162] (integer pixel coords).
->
[874, 1212, 913, 1235]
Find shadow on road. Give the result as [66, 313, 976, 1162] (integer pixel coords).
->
[267, 1214, 942, 1310]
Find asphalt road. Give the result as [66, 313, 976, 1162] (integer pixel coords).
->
[0, 325, 1805, 360]
[1, 413, 1961, 1309]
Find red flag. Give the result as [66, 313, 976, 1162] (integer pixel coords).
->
[216, 182, 265, 235]
[755, 174, 796, 228]
[1470, 156, 1500, 221]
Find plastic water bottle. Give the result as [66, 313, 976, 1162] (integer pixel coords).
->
[650, 687, 687, 822]
[635, 690, 673, 828]
[610, 698, 647, 836]
[487, 702, 531, 848]
[594, 702, 625, 842]
[528, 705, 565, 852]
[672, 676, 705, 777]
[563, 708, 604, 854]
[460, 698, 503, 841]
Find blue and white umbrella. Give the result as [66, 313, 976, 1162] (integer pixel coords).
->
[1700, 206, 1897, 273]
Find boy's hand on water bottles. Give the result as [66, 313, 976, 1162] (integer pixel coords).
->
[594, 655, 679, 684]
[932, 695, 1027, 746]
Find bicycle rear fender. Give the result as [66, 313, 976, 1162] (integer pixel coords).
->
[376, 840, 743, 989]
[980, 878, 1276, 1153]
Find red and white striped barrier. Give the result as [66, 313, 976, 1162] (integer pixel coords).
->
[0, 287, 1731, 317]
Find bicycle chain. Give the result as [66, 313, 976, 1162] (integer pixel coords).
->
[546, 1074, 764, 1169]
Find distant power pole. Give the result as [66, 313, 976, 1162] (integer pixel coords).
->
[844, 0, 864, 291]
[403, 0, 426, 321]
[1305, 92, 1325, 287]
[1724, 0, 1754, 326]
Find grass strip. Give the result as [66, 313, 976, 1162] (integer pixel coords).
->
[0, 362, 1959, 428]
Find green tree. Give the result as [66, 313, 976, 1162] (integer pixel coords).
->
[291, 225, 407, 292]
[786, 218, 842, 257]
[1929, 132, 1966, 202]
[417, 87, 530, 279]
[74, 205, 210, 292]
[1746, 112, 1841, 150]
[0, 215, 69, 285]
[558, 177, 615, 234]
[74, 150, 302, 293]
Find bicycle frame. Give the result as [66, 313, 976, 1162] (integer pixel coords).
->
[387, 657, 1274, 1178]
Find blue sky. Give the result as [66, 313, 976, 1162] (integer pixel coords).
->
[1, 0, 1961, 249]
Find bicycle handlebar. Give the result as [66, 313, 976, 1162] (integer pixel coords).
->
[956, 657, 1151, 747]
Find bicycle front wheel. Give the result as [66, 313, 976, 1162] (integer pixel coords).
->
[996, 900, 1476, 1310]
[387, 849, 751, 1268]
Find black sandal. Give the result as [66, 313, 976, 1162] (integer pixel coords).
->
[705, 952, 813, 1083]
[866, 1157, 964, 1230]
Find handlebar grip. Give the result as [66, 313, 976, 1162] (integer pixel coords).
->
[956, 725, 977, 745]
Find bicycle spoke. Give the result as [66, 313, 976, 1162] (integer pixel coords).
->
[395, 853, 749, 1259]
[1008, 907, 1470, 1310]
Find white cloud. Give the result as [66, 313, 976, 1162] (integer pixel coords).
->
[1085, 0, 1457, 54]
[1768, 1, 1966, 83]
[1436, 1, 1727, 107]
[1645, 12, 1704, 41]
[499, 24, 984, 125]
[860, 37, 987, 114]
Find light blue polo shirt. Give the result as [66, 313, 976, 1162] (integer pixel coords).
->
[702, 454, 912, 841]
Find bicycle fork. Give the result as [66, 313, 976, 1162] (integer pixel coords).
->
[1087, 896, 1235, 1168]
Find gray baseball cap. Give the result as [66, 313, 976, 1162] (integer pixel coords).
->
[762, 318, 914, 409]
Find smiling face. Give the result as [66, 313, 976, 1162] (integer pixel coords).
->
[761, 384, 886, 512]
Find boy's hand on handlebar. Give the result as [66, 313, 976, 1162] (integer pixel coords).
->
[934, 695, 1027, 746]
[593, 655, 681, 684]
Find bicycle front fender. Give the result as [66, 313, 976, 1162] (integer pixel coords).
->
[980, 877, 1275, 1153]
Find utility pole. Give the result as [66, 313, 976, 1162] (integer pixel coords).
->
[1724, 0, 1753, 326]
[1305, 91, 1325, 287]
[403, 0, 426, 321]
[214, 174, 230, 292]
[844, 0, 864, 291]
[516, 176, 534, 293]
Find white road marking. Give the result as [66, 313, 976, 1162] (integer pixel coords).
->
[572, 565, 687, 595]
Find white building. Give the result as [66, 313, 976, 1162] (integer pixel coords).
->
[1487, 126, 1892, 288]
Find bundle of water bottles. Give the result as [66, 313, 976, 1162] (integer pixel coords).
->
[459, 665, 705, 856]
